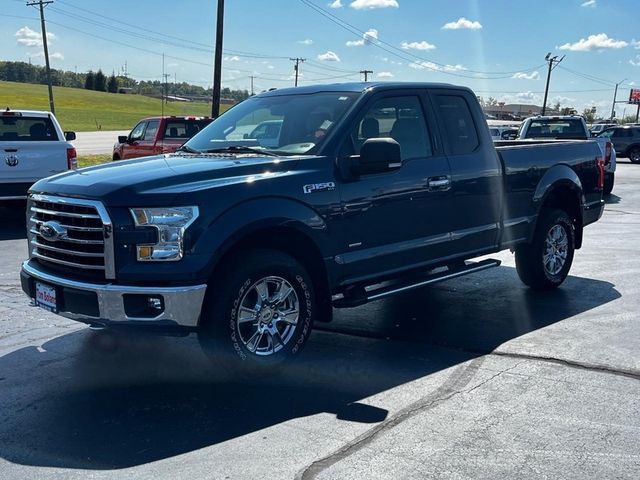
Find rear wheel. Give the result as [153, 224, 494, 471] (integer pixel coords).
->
[112, 154, 120, 161]
[515, 209, 575, 290]
[604, 172, 614, 196]
[198, 249, 316, 371]
[628, 147, 640, 164]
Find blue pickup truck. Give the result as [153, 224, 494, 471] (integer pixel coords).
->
[21, 82, 606, 369]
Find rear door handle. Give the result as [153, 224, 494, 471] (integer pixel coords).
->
[427, 176, 451, 191]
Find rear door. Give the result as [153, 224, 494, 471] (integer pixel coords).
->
[0, 114, 67, 184]
[336, 91, 454, 282]
[430, 89, 503, 254]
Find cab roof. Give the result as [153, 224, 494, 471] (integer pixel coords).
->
[255, 81, 460, 97]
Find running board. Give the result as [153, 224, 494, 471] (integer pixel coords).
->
[333, 259, 501, 308]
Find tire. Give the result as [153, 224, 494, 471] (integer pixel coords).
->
[515, 209, 575, 290]
[112, 154, 120, 161]
[628, 147, 640, 164]
[198, 249, 316, 371]
[604, 172, 614, 196]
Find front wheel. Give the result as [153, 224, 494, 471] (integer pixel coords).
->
[198, 249, 316, 371]
[515, 209, 575, 290]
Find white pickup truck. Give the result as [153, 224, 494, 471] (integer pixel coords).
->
[517, 115, 616, 195]
[0, 109, 76, 203]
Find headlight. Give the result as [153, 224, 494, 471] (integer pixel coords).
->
[129, 206, 199, 262]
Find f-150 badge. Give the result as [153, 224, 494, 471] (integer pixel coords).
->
[303, 182, 336, 194]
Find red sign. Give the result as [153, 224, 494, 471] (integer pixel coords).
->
[629, 89, 640, 104]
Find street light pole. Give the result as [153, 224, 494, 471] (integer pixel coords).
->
[610, 78, 627, 121]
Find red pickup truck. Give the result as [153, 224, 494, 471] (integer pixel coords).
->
[112, 116, 212, 160]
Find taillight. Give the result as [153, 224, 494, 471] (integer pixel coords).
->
[596, 156, 605, 190]
[605, 141, 612, 165]
[66, 147, 77, 170]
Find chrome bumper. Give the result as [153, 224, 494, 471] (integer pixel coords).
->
[21, 260, 207, 328]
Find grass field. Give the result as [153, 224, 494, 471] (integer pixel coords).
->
[0, 81, 227, 132]
[77, 154, 111, 168]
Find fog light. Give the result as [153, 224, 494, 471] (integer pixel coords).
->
[148, 297, 162, 310]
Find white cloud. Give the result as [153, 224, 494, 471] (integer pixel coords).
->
[512, 71, 540, 80]
[223, 55, 240, 61]
[581, 0, 596, 7]
[31, 51, 64, 60]
[401, 40, 436, 51]
[349, 0, 399, 9]
[442, 17, 482, 30]
[551, 95, 576, 105]
[558, 33, 628, 51]
[409, 61, 466, 72]
[377, 71, 394, 78]
[516, 91, 537, 101]
[346, 28, 378, 47]
[317, 50, 341, 62]
[328, 0, 343, 8]
[297, 39, 314, 45]
[630, 55, 640, 67]
[15, 26, 55, 47]
[631, 39, 640, 49]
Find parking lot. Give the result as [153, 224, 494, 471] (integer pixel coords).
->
[0, 161, 638, 479]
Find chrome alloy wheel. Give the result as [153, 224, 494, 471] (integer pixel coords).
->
[236, 276, 299, 356]
[543, 224, 569, 276]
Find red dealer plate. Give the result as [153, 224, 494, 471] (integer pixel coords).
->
[35, 282, 57, 313]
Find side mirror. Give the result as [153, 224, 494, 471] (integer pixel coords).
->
[64, 131, 76, 141]
[118, 135, 128, 143]
[351, 138, 402, 176]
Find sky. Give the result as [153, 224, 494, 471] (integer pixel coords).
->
[2, 0, 640, 117]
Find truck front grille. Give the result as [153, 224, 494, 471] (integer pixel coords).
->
[27, 194, 115, 280]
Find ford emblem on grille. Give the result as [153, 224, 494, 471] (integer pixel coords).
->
[39, 221, 67, 242]
[5, 155, 19, 167]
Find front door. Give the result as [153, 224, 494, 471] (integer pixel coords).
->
[122, 121, 147, 159]
[336, 92, 454, 284]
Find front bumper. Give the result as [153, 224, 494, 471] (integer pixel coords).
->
[21, 260, 207, 329]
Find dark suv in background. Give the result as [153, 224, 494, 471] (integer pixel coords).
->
[598, 126, 640, 163]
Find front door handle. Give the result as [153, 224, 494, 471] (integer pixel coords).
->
[427, 176, 451, 191]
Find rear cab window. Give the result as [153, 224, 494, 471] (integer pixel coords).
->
[524, 119, 587, 139]
[0, 116, 58, 142]
[163, 119, 211, 140]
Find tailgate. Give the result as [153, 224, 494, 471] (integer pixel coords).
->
[0, 141, 69, 184]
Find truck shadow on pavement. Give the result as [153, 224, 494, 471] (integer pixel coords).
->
[0, 266, 620, 470]
[0, 205, 27, 241]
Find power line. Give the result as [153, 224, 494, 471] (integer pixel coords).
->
[298, 0, 544, 79]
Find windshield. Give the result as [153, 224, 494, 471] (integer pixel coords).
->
[184, 92, 359, 155]
[524, 119, 587, 139]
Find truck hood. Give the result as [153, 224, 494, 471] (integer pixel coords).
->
[29, 153, 305, 206]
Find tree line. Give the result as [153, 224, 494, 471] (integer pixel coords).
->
[0, 61, 249, 101]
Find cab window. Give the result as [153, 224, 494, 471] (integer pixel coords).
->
[129, 122, 146, 141]
[350, 96, 432, 160]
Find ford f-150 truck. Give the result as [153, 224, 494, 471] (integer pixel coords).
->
[20, 83, 605, 369]
[112, 116, 212, 160]
[1, 109, 76, 203]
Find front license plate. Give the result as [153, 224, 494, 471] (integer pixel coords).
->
[35, 282, 57, 313]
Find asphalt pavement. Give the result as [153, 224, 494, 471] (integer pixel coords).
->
[0, 162, 638, 479]
[73, 130, 129, 156]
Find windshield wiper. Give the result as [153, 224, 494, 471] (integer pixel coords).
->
[203, 145, 278, 156]
[175, 145, 201, 154]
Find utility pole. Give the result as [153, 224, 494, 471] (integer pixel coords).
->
[162, 73, 170, 104]
[290, 58, 306, 87]
[541, 53, 565, 116]
[360, 69, 373, 82]
[249, 76, 255, 96]
[27, 0, 55, 114]
[610, 78, 627, 121]
[211, 0, 225, 117]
